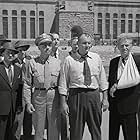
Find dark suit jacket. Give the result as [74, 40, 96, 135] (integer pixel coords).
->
[108, 54, 140, 114]
[0, 62, 22, 115]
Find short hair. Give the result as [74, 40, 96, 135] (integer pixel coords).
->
[71, 26, 83, 38]
[117, 36, 133, 47]
[78, 33, 91, 41]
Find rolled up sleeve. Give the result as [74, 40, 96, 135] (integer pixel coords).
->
[58, 58, 70, 96]
[23, 60, 33, 105]
[99, 58, 108, 91]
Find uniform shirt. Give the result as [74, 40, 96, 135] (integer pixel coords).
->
[23, 56, 61, 105]
[59, 51, 108, 96]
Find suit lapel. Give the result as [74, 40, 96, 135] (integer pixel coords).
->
[114, 57, 120, 83]
[0, 63, 11, 87]
[12, 64, 21, 86]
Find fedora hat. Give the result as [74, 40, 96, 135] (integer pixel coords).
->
[0, 42, 19, 54]
[0, 34, 11, 46]
[14, 40, 30, 51]
[35, 33, 52, 46]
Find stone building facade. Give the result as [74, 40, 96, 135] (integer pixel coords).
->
[0, 0, 140, 44]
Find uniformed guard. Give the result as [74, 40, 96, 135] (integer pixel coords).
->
[24, 33, 61, 140]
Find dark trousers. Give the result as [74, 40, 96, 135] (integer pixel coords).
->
[0, 112, 15, 140]
[138, 103, 140, 140]
[23, 105, 32, 137]
[68, 88, 102, 140]
[109, 109, 137, 140]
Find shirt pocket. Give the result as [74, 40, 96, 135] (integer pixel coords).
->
[50, 71, 59, 87]
[33, 70, 44, 83]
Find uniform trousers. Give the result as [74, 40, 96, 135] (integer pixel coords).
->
[32, 88, 60, 140]
[109, 109, 137, 140]
[14, 99, 32, 140]
[68, 88, 102, 140]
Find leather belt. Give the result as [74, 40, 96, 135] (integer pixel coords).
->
[35, 86, 58, 91]
[35, 88, 46, 90]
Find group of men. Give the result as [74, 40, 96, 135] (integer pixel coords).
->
[0, 25, 140, 140]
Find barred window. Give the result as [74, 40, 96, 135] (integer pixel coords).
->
[2, 10, 8, 15]
[21, 10, 26, 16]
[12, 10, 17, 16]
[113, 13, 118, 18]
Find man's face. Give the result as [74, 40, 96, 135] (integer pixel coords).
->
[71, 38, 78, 53]
[118, 39, 133, 58]
[78, 34, 92, 56]
[17, 47, 26, 60]
[39, 42, 52, 57]
[52, 34, 60, 51]
[2, 49, 16, 63]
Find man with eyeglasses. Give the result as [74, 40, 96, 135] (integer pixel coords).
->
[24, 33, 61, 140]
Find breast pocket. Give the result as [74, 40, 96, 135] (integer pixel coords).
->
[50, 71, 59, 87]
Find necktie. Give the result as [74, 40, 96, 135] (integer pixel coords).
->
[122, 58, 126, 65]
[83, 57, 92, 86]
[44, 60, 51, 90]
[8, 66, 13, 85]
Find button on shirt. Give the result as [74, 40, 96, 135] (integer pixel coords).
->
[59, 51, 108, 96]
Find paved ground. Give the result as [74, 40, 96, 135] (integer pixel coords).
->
[21, 110, 124, 140]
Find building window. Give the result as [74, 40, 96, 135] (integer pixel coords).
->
[21, 10, 26, 16]
[128, 14, 133, 33]
[128, 14, 133, 19]
[113, 13, 118, 18]
[121, 13, 125, 18]
[39, 11, 44, 16]
[12, 10, 17, 39]
[12, 10, 17, 16]
[113, 20, 118, 39]
[30, 11, 35, 38]
[113, 13, 118, 39]
[21, 10, 26, 38]
[136, 14, 140, 33]
[30, 11, 35, 16]
[2, 10, 8, 38]
[106, 13, 110, 18]
[98, 13, 102, 18]
[121, 13, 125, 33]
[98, 13, 102, 36]
[30, 18, 35, 38]
[128, 20, 132, 33]
[2, 10, 8, 15]
[3, 17, 8, 38]
[39, 11, 44, 35]
[12, 17, 17, 38]
[121, 20, 125, 33]
[105, 13, 110, 39]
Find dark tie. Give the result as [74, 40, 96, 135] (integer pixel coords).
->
[122, 58, 126, 65]
[83, 57, 92, 86]
[8, 66, 13, 85]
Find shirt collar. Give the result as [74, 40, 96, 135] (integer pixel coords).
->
[77, 51, 92, 60]
[3, 60, 13, 68]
